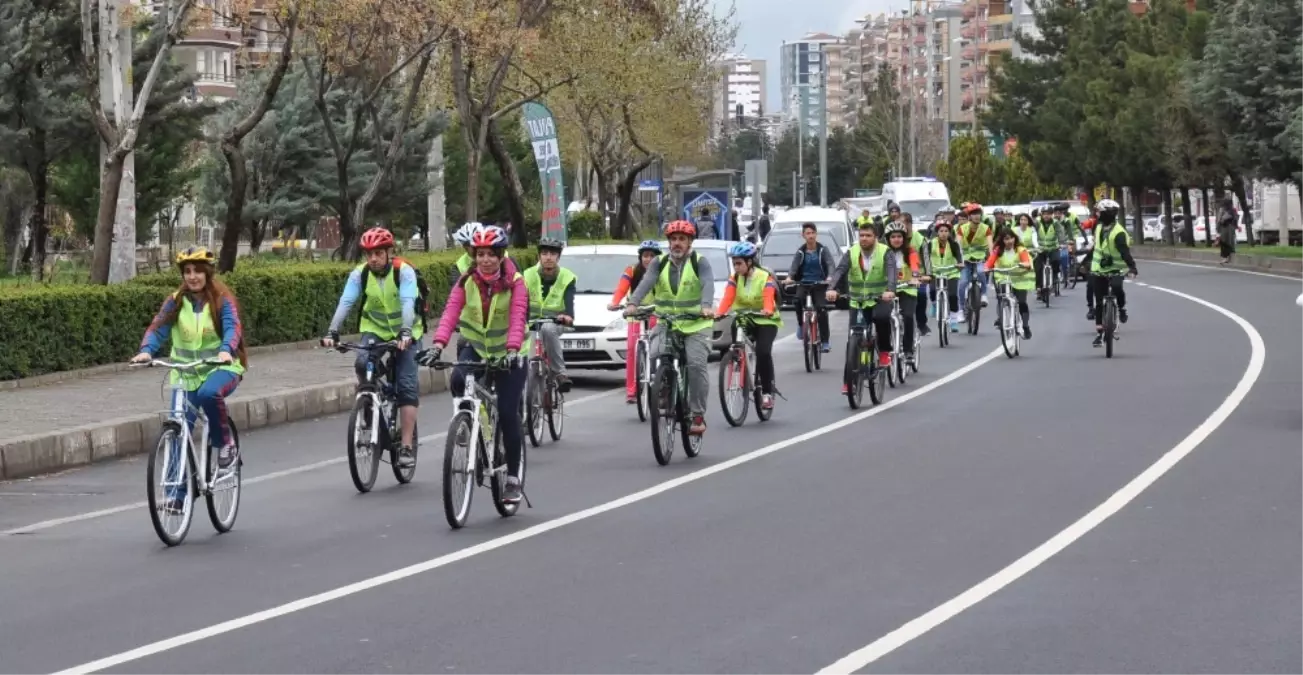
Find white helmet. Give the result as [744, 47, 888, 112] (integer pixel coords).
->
[1096, 199, 1121, 212]
[453, 222, 484, 245]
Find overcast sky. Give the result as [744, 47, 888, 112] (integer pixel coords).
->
[715, 0, 907, 111]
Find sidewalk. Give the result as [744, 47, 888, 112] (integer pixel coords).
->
[1134, 244, 1303, 277]
[0, 338, 449, 480]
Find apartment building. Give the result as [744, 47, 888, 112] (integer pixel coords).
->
[848, 3, 964, 137]
[153, 0, 282, 101]
[779, 33, 850, 139]
[711, 54, 769, 141]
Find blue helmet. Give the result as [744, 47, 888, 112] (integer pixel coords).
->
[638, 239, 662, 255]
[729, 241, 758, 259]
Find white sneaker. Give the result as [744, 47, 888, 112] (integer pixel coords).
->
[980, 292, 989, 308]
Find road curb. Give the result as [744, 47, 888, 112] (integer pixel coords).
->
[1134, 245, 1302, 277]
[0, 367, 451, 480]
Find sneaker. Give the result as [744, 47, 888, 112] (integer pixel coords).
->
[162, 496, 187, 514]
[904, 351, 916, 366]
[396, 444, 416, 468]
[918, 323, 931, 337]
[821, 341, 831, 353]
[217, 442, 239, 469]
[1119, 308, 1128, 324]
[761, 394, 774, 410]
[502, 476, 522, 504]
[1023, 325, 1032, 340]
[689, 415, 706, 436]
[1086, 308, 1095, 321]
[981, 293, 989, 308]
[1092, 334, 1104, 348]
[556, 373, 573, 393]
[626, 395, 637, 404]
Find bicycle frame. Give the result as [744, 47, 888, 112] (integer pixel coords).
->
[140, 359, 230, 497]
[338, 342, 400, 450]
[450, 366, 502, 480]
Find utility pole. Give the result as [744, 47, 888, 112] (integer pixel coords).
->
[100, 0, 135, 282]
[796, 93, 804, 205]
[818, 55, 828, 207]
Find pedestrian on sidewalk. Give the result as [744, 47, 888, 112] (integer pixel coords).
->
[131, 246, 247, 474]
[1216, 197, 1237, 264]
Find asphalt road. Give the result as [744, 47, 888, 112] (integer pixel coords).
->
[0, 263, 1297, 674]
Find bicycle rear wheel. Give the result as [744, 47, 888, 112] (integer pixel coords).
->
[346, 396, 382, 493]
[146, 423, 194, 547]
[910, 327, 922, 374]
[634, 340, 649, 422]
[491, 420, 525, 518]
[205, 422, 241, 534]
[649, 362, 676, 466]
[937, 290, 950, 348]
[718, 348, 749, 427]
[802, 317, 815, 373]
[1104, 300, 1117, 358]
[547, 380, 564, 441]
[442, 410, 476, 529]
[390, 419, 418, 484]
[525, 368, 544, 447]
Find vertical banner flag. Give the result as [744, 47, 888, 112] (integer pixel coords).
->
[523, 102, 568, 242]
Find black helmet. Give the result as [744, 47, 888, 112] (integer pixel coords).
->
[538, 237, 565, 252]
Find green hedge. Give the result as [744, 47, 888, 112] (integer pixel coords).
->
[0, 248, 543, 381]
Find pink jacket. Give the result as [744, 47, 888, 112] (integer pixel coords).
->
[433, 259, 528, 351]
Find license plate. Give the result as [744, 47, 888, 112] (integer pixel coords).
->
[563, 338, 595, 350]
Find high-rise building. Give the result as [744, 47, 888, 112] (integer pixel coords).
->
[711, 54, 769, 141]
[779, 33, 848, 139]
[140, 0, 284, 101]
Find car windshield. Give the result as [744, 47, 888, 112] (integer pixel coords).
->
[559, 252, 640, 294]
[898, 199, 950, 222]
[759, 229, 840, 271]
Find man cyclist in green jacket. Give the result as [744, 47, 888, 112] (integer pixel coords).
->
[1089, 199, 1139, 348]
[523, 237, 576, 392]
[826, 219, 900, 392]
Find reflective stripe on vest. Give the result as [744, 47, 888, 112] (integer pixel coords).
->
[930, 239, 960, 278]
[1091, 224, 1129, 273]
[458, 273, 530, 358]
[170, 293, 244, 390]
[959, 222, 990, 260]
[652, 253, 711, 334]
[356, 262, 423, 340]
[524, 265, 576, 320]
[993, 248, 1035, 290]
[847, 244, 888, 308]
[731, 268, 782, 328]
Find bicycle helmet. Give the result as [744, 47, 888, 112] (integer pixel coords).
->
[728, 241, 757, 259]
[1096, 198, 1121, 212]
[883, 222, 908, 237]
[992, 206, 1009, 216]
[637, 239, 662, 255]
[175, 245, 215, 266]
[360, 227, 395, 250]
[470, 225, 509, 249]
[933, 220, 953, 232]
[453, 222, 483, 245]
[538, 237, 565, 252]
[963, 202, 984, 215]
[664, 220, 697, 238]
[937, 205, 956, 216]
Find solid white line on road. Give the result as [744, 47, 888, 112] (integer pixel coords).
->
[50, 345, 1006, 675]
[1147, 259, 1302, 282]
[815, 283, 1266, 674]
[0, 389, 622, 536]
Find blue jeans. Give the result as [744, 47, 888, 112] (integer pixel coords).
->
[355, 332, 423, 407]
[169, 369, 240, 500]
[959, 260, 989, 309]
[451, 345, 527, 477]
[1059, 247, 1072, 278]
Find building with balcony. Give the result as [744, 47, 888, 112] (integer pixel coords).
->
[710, 53, 769, 142]
[779, 33, 849, 138]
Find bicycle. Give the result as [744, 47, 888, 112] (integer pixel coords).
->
[792, 281, 827, 372]
[887, 295, 911, 386]
[1038, 250, 1057, 308]
[718, 311, 775, 427]
[132, 359, 242, 547]
[334, 341, 418, 493]
[429, 358, 527, 529]
[627, 307, 656, 423]
[963, 260, 983, 335]
[843, 305, 887, 409]
[647, 312, 708, 466]
[1062, 241, 1079, 289]
[991, 266, 1025, 359]
[932, 264, 957, 348]
[1098, 271, 1128, 359]
[523, 317, 565, 447]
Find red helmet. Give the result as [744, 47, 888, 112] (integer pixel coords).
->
[470, 225, 509, 249]
[963, 202, 984, 215]
[664, 220, 697, 238]
[360, 227, 395, 250]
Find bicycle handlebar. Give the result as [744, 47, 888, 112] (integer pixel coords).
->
[425, 359, 516, 372]
[130, 358, 227, 371]
[991, 266, 1028, 273]
[333, 341, 400, 355]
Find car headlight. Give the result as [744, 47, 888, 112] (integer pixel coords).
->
[605, 317, 627, 331]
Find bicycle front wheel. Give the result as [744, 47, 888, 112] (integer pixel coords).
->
[803, 317, 815, 373]
[146, 423, 194, 547]
[679, 370, 702, 459]
[1104, 300, 1117, 358]
[205, 422, 241, 534]
[844, 336, 864, 409]
[649, 362, 676, 466]
[346, 396, 382, 493]
[391, 419, 418, 484]
[1000, 299, 1018, 359]
[525, 368, 544, 447]
[491, 421, 525, 518]
[634, 340, 649, 422]
[937, 290, 950, 348]
[547, 379, 564, 441]
[718, 348, 749, 427]
[442, 410, 476, 529]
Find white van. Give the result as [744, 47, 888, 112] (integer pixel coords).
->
[881, 178, 952, 223]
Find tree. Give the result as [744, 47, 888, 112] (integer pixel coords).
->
[855, 67, 904, 187]
[214, 0, 299, 272]
[935, 135, 1002, 204]
[80, 0, 196, 283]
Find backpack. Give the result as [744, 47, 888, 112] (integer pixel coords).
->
[361, 257, 431, 332]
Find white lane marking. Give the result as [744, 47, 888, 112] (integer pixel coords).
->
[50, 347, 1006, 675]
[1147, 259, 1302, 282]
[1, 389, 622, 536]
[816, 283, 1267, 674]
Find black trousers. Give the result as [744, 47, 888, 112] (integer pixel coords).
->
[792, 284, 831, 344]
[847, 303, 893, 354]
[1091, 274, 1126, 324]
[738, 323, 778, 394]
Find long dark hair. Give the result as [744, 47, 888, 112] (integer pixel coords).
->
[1016, 213, 1034, 229]
[629, 252, 655, 290]
[162, 263, 249, 369]
[992, 226, 1022, 257]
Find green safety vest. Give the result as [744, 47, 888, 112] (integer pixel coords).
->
[1037, 221, 1058, 251]
[846, 244, 889, 309]
[930, 239, 961, 279]
[458, 272, 531, 358]
[652, 253, 712, 334]
[1091, 223, 1131, 274]
[169, 293, 245, 391]
[523, 265, 576, 320]
[455, 252, 472, 275]
[909, 230, 926, 251]
[891, 248, 918, 297]
[731, 268, 783, 328]
[356, 262, 424, 341]
[991, 247, 1035, 291]
[1062, 214, 1081, 238]
[1015, 226, 1037, 251]
[957, 221, 991, 261]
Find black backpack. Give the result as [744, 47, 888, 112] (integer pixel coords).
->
[361, 257, 430, 332]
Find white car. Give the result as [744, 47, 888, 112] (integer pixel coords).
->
[559, 242, 735, 370]
[769, 206, 854, 254]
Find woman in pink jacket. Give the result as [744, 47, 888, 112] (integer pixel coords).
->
[423, 225, 529, 503]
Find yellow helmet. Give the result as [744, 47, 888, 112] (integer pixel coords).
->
[175, 246, 216, 266]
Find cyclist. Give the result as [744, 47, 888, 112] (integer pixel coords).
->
[450, 222, 481, 286]
[523, 237, 576, 393]
[609, 240, 662, 404]
[716, 241, 781, 410]
[984, 226, 1034, 340]
[624, 220, 715, 437]
[991, 206, 1013, 233]
[321, 227, 422, 468]
[956, 202, 993, 313]
[1014, 211, 1040, 251]
[883, 222, 922, 365]
[1089, 199, 1138, 347]
[901, 213, 932, 337]
[421, 225, 529, 503]
[1081, 206, 1099, 318]
[781, 222, 836, 353]
[132, 246, 246, 482]
[1032, 210, 1063, 301]
[1056, 204, 1081, 281]
[827, 220, 900, 390]
[929, 220, 964, 332]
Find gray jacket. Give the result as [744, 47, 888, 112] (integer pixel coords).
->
[628, 252, 715, 309]
[786, 243, 838, 284]
[827, 245, 899, 295]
